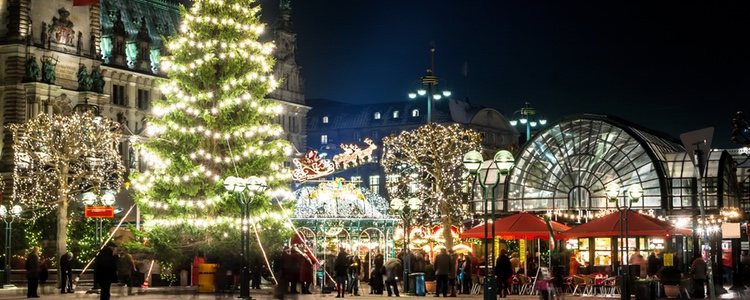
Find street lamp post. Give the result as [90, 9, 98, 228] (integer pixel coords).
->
[224, 176, 267, 300]
[463, 150, 514, 300]
[391, 197, 421, 294]
[407, 48, 451, 124]
[605, 183, 642, 300]
[0, 204, 23, 288]
[508, 102, 547, 142]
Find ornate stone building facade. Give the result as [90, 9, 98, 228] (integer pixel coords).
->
[0, 0, 309, 193]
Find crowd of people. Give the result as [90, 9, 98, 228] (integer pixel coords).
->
[23, 244, 141, 300]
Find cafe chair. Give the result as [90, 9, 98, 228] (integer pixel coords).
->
[601, 276, 620, 297]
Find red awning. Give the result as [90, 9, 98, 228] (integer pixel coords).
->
[562, 209, 693, 238]
[460, 212, 571, 240]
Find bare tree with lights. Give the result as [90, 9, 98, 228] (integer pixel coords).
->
[382, 123, 482, 249]
[10, 112, 125, 261]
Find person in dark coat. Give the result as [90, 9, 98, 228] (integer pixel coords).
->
[60, 252, 74, 293]
[25, 247, 40, 298]
[298, 246, 315, 294]
[117, 252, 136, 295]
[370, 252, 385, 294]
[495, 250, 512, 298]
[384, 257, 402, 297]
[282, 246, 300, 293]
[690, 255, 707, 299]
[348, 254, 361, 296]
[434, 248, 452, 297]
[272, 247, 288, 299]
[647, 250, 663, 277]
[94, 246, 118, 300]
[334, 248, 350, 298]
[461, 253, 473, 294]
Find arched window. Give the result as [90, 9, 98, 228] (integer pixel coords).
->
[374, 112, 381, 120]
[393, 111, 399, 118]
[411, 109, 420, 117]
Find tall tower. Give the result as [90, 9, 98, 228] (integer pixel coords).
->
[270, 0, 309, 154]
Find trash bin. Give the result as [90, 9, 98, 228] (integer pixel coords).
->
[409, 273, 426, 296]
[197, 264, 218, 293]
[634, 280, 656, 300]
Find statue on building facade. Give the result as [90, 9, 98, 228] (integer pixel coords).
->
[89, 32, 97, 58]
[90, 65, 105, 93]
[25, 20, 33, 45]
[41, 56, 57, 84]
[50, 8, 75, 46]
[731, 111, 750, 145]
[76, 31, 83, 55]
[77, 64, 91, 91]
[23, 55, 40, 82]
[40, 22, 48, 48]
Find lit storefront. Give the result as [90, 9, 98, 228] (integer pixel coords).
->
[503, 115, 740, 272]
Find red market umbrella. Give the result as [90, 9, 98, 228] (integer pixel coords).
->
[460, 212, 572, 240]
[562, 209, 692, 238]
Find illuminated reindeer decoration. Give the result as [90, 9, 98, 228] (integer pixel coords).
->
[332, 138, 378, 169]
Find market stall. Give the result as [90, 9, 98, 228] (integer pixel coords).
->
[562, 209, 692, 275]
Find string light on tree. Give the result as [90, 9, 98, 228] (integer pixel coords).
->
[131, 0, 294, 267]
[10, 112, 125, 262]
[381, 123, 482, 251]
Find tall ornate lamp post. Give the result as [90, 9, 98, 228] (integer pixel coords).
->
[508, 102, 547, 142]
[0, 204, 22, 287]
[407, 48, 452, 124]
[225, 176, 267, 300]
[605, 183, 642, 300]
[463, 150, 514, 300]
[390, 197, 421, 294]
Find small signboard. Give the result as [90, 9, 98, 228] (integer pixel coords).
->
[85, 206, 114, 218]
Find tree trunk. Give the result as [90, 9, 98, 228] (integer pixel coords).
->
[57, 168, 69, 286]
[443, 212, 453, 250]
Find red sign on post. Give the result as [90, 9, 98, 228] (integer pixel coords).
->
[85, 206, 114, 218]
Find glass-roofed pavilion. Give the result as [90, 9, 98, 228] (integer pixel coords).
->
[504, 114, 739, 216]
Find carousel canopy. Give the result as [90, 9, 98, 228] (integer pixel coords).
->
[292, 179, 396, 221]
[460, 212, 571, 240]
[562, 209, 692, 238]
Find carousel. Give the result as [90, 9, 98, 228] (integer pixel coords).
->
[291, 177, 399, 260]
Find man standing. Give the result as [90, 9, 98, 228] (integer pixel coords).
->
[433, 248, 451, 297]
[690, 255, 707, 299]
[348, 253, 361, 296]
[495, 249, 512, 298]
[94, 246, 118, 300]
[384, 256, 402, 297]
[334, 248, 350, 298]
[60, 252, 74, 293]
[25, 247, 40, 298]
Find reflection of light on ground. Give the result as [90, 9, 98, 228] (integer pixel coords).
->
[721, 290, 750, 299]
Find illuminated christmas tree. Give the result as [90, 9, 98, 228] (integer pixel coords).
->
[131, 0, 293, 263]
[10, 112, 125, 261]
[382, 123, 482, 249]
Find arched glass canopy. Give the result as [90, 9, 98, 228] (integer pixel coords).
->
[506, 116, 684, 212]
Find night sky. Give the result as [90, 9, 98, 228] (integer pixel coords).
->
[184, 0, 750, 148]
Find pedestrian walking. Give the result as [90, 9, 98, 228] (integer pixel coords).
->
[25, 247, 40, 298]
[434, 248, 451, 297]
[272, 247, 288, 299]
[299, 247, 315, 294]
[384, 257, 402, 297]
[60, 252, 74, 293]
[370, 252, 385, 294]
[348, 253, 361, 296]
[94, 246, 118, 300]
[690, 255, 707, 299]
[495, 249, 512, 298]
[334, 248, 350, 298]
[117, 252, 137, 295]
[461, 253, 473, 294]
[283, 246, 300, 293]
